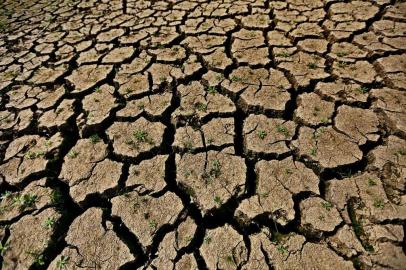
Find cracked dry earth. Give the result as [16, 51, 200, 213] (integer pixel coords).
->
[1, 1, 406, 270]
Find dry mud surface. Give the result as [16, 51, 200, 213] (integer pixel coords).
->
[0, 0, 405, 269]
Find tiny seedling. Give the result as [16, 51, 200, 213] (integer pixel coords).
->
[310, 147, 317, 156]
[307, 62, 317, 69]
[0, 240, 9, 255]
[260, 191, 270, 198]
[215, 74, 224, 81]
[395, 149, 406, 156]
[336, 52, 347, 57]
[94, 87, 101, 93]
[225, 255, 235, 265]
[204, 236, 212, 244]
[56, 255, 70, 269]
[67, 150, 79, 159]
[51, 189, 63, 204]
[13, 194, 38, 209]
[337, 61, 347, 68]
[276, 125, 289, 137]
[277, 51, 290, 58]
[149, 220, 158, 230]
[277, 245, 288, 254]
[355, 86, 369, 94]
[195, 102, 207, 112]
[184, 185, 195, 197]
[43, 217, 56, 229]
[321, 201, 333, 211]
[320, 117, 330, 124]
[28, 252, 45, 266]
[285, 168, 293, 175]
[209, 160, 221, 179]
[230, 75, 242, 82]
[184, 235, 193, 243]
[257, 130, 267, 140]
[1, 191, 12, 200]
[373, 198, 384, 209]
[367, 178, 377, 187]
[89, 134, 101, 144]
[45, 140, 53, 147]
[133, 130, 152, 144]
[24, 150, 45, 159]
[207, 86, 217, 95]
[214, 196, 222, 205]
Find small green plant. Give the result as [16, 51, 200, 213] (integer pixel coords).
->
[51, 189, 63, 204]
[207, 86, 217, 95]
[367, 178, 377, 186]
[43, 217, 56, 229]
[214, 196, 222, 205]
[336, 51, 347, 57]
[395, 148, 406, 156]
[149, 220, 158, 230]
[225, 255, 235, 265]
[204, 236, 212, 244]
[1, 191, 12, 200]
[260, 191, 270, 198]
[94, 87, 101, 93]
[209, 160, 221, 179]
[355, 86, 369, 94]
[89, 134, 101, 144]
[257, 130, 267, 140]
[373, 198, 384, 209]
[45, 139, 53, 147]
[13, 194, 38, 209]
[24, 150, 45, 159]
[277, 245, 288, 254]
[195, 102, 207, 112]
[133, 130, 153, 144]
[310, 147, 317, 156]
[215, 74, 224, 81]
[0, 240, 9, 255]
[230, 75, 242, 82]
[320, 117, 330, 124]
[134, 130, 147, 142]
[277, 51, 290, 58]
[285, 168, 293, 175]
[276, 124, 289, 137]
[28, 251, 45, 266]
[67, 150, 79, 159]
[307, 62, 317, 69]
[321, 201, 333, 211]
[56, 255, 70, 269]
[337, 61, 347, 68]
[183, 141, 193, 151]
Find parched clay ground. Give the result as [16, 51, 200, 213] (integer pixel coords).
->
[0, 0, 405, 269]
